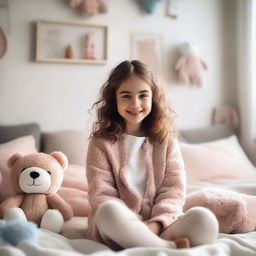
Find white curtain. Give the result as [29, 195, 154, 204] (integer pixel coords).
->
[237, 0, 256, 165]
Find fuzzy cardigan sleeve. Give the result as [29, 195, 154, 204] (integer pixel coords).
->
[86, 138, 122, 213]
[149, 138, 186, 229]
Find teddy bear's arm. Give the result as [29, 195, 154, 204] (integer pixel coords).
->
[46, 194, 73, 221]
[0, 195, 24, 218]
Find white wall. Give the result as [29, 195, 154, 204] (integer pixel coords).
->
[0, 0, 236, 132]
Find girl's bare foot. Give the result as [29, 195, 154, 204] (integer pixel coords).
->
[174, 237, 191, 248]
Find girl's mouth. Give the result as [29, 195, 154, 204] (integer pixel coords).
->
[127, 110, 143, 116]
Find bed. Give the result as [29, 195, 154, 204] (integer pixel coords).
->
[1, 123, 256, 256]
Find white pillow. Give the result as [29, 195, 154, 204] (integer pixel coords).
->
[180, 135, 256, 183]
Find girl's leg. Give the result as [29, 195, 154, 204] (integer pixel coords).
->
[160, 207, 219, 247]
[95, 200, 176, 249]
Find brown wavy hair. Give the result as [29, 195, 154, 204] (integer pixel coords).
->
[91, 60, 177, 143]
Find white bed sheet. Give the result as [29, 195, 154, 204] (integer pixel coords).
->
[1, 178, 256, 256]
[1, 230, 256, 256]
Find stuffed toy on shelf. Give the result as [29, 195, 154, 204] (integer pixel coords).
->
[70, 0, 108, 16]
[0, 152, 73, 233]
[174, 42, 208, 87]
[0, 219, 37, 246]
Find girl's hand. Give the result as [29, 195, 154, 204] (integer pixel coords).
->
[144, 221, 162, 235]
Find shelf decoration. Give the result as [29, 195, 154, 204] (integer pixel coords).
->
[131, 32, 163, 76]
[36, 20, 108, 64]
[84, 32, 97, 59]
[213, 105, 239, 128]
[70, 0, 108, 16]
[139, 0, 162, 14]
[65, 44, 74, 58]
[167, 0, 179, 19]
[174, 42, 208, 87]
[0, 26, 7, 59]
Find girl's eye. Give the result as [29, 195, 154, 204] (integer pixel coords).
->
[47, 171, 51, 175]
[140, 94, 149, 99]
[121, 95, 131, 99]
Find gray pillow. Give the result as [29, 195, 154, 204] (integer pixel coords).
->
[0, 123, 41, 150]
[180, 124, 235, 143]
[41, 130, 88, 166]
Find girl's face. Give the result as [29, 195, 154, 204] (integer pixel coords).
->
[116, 75, 152, 136]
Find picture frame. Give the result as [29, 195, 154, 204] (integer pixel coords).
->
[131, 33, 163, 76]
[36, 20, 108, 64]
[0, 0, 9, 33]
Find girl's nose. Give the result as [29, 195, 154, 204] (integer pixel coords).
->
[130, 97, 140, 108]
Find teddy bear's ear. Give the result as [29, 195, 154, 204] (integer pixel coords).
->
[50, 151, 68, 170]
[8, 153, 22, 168]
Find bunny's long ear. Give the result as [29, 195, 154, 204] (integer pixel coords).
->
[8, 153, 22, 168]
[50, 151, 68, 170]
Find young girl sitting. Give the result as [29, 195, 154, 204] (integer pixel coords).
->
[86, 60, 219, 250]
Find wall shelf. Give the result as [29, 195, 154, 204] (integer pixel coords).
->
[35, 20, 108, 65]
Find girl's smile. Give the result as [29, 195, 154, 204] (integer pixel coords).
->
[126, 110, 143, 116]
[116, 75, 152, 136]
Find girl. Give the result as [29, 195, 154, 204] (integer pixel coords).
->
[86, 60, 219, 250]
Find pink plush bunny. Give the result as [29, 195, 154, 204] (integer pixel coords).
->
[70, 0, 108, 16]
[174, 43, 208, 87]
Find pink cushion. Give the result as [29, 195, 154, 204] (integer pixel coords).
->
[58, 164, 90, 216]
[0, 136, 37, 202]
[180, 135, 256, 183]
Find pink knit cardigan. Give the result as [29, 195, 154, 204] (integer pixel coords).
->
[86, 134, 186, 242]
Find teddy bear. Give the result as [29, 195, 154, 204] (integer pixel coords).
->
[70, 0, 108, 16]
[0, 152, 73, 233]
[174, 42, 208, 87]
[0, 219, 37, 246]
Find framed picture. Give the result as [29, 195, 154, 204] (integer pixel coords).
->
[131, 33, 163, 76]
[0, 0, 9, 33]
[36, 20, 108, 64]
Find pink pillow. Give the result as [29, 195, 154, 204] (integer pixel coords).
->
[0, 136, 37, 202]
[58, 164, 90, 216]
[180, 135, 256, 183]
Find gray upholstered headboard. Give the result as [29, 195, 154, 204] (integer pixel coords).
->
[180, 124, 235, 143]
[0, 123, 41, 150]
[0, 123, 235, 150]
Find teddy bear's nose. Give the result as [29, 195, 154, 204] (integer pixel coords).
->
[30, 171, 40, 179]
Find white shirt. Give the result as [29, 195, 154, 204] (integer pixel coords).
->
[125, 134, 147, 197]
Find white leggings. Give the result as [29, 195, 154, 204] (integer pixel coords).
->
[95, 200, 219, 249]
